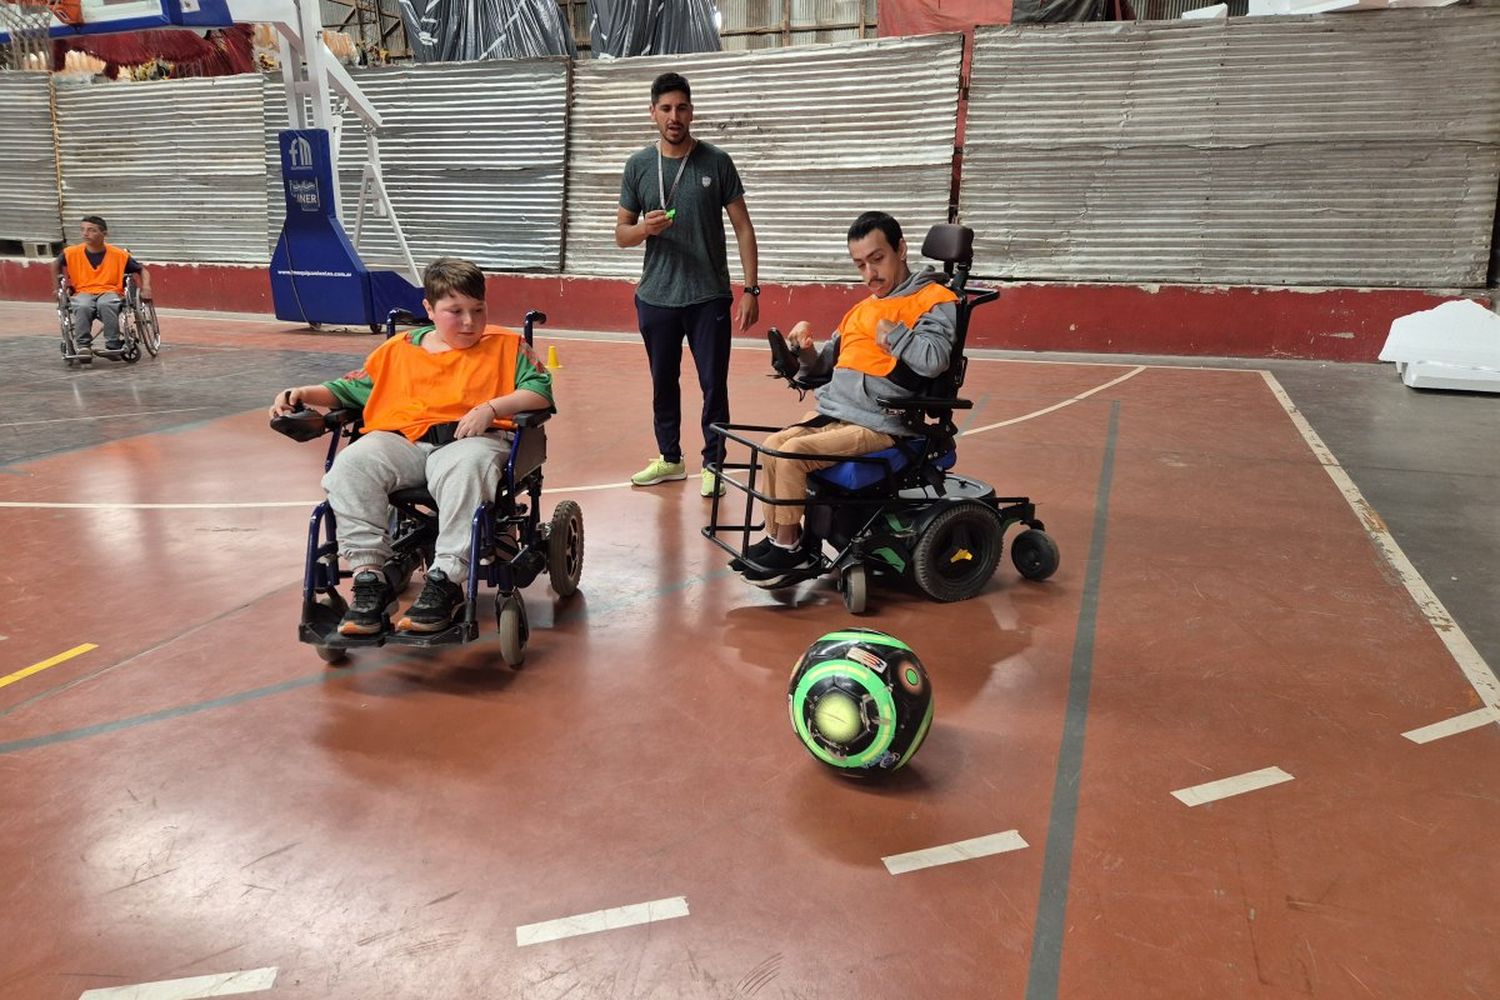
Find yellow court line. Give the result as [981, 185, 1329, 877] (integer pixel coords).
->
[0, 643, 97, 691]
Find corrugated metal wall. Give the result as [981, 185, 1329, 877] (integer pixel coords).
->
[0, 73, 61, 243]
[563, 34, 962, 282]
[719, 0, 879, 51]
[263, 59, 570, 272]
[54, 75, 269, 263]
[962, 8, 1500, 287]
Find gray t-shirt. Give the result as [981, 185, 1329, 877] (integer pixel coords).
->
[619, 140, 745, 308]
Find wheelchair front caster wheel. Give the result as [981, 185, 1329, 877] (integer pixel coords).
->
[546, 500, 584, 598]
[497, 594, 527, 667]
[314, 645, 348, 665]
[1011, 528, 1060, 581]
[840, 563, 868, 615]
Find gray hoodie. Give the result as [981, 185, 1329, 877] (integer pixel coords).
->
[797, 265, 958, 438]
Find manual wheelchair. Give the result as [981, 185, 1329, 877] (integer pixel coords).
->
[57, 273, 162, 367]
[270, 311, 583, 667]
[703, 223, 1059, 614]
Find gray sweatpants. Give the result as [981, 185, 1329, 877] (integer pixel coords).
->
[71, 292, 122, 346]
[321, 430, 511, 581]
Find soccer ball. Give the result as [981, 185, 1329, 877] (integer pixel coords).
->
[787, 628, 933, 775]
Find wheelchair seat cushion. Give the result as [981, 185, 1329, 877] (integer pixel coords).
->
[810, 443, 956, 491]
[389, 486, 437, 507]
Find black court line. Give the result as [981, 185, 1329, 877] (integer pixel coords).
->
[1024, 400, 1120, 1000]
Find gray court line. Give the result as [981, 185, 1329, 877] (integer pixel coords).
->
[0, 567, 737, 757]
[1024, 400, 1120, 1000]
[0, 658, 393, 756]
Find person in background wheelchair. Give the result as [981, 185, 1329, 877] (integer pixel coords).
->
[268, 257, 553, 638]
[50, 215, 152, 360]
[733, 211, 958, 587]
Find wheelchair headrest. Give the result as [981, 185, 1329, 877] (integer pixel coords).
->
[921, 224, 974, 268]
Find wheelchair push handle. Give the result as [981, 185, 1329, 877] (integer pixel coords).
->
[524, 310, 547, 346]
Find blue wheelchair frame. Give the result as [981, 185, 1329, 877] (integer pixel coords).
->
[702, 224, 1058, 612]
[284, 310, 582, 665]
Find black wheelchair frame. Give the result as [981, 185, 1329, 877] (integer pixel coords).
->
[57, 273, 161, 367]
[273, 310, 582, 667]
[702, 224, 1060, 614]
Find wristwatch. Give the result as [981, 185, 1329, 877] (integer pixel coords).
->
[745, 285, 760, 296]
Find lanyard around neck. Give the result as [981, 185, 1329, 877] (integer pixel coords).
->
[657, 138, 695, 212]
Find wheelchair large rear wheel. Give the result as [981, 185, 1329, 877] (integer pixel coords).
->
[1011, 528, 1060, 581]
[912, 502, 1003, 603]
[137, 298, 162, 356]
[546, 500, 584, 598]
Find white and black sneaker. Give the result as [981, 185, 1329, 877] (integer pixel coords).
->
[742, 543, 819, 589]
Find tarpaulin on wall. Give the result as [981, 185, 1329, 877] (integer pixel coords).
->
[877, 0, 1012, 36]
[588, 0, 721, 57]
[397, 0, 576, 61]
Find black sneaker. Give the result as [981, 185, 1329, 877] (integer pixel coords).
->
[104, 340, 124, 352]
[339, 570, 396, 636]
[729, 537, 777, 572]
[742, 543, 819, 589]
[396, 568, 465, 633]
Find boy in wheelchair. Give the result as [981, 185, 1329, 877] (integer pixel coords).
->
[268, 257, 554, 638]
[732, 211, 959, 587]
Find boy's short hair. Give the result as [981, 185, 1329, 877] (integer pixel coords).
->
[847, 211, 903, 250]
[81, 215, 108, 232]
[423, 257, 485, 303]
[651, 72, 691, 105]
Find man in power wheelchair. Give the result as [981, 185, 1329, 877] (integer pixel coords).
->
[50, 215, 161, 366]
[268, 257, 583, 667]
[704, 215, 1059, 614]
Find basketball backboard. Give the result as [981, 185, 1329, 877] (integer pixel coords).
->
[0, 0, 235, 43]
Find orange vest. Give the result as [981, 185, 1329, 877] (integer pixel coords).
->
[361, 326, 521, 442]
[64, 243, 130, 296]
[834, 281, 958, 378]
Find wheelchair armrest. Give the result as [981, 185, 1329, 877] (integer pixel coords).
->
[325, 407, 362, 429]
[513, 409, 552, 428]
[878, 396, 974, 411]
[270, 408, 330, 442]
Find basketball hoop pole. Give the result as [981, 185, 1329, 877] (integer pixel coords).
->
[227, 0, 416, 283]
[0, 0, 424, 315]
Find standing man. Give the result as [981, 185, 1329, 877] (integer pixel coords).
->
[616, 71, 760, 497]
[50, 215, 152, 360]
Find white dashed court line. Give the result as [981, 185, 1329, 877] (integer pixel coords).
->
[882, 830, 1029, 875]
[516, 895, 690, 947]
[1171, 766, 1295, 807]
[78, 966, 277, 999]
[1401, 706, 1500, 745]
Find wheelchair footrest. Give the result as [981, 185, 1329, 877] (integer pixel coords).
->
[298, 620, 479, 649]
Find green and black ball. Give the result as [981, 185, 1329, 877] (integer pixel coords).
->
[788, 628, 934, 775]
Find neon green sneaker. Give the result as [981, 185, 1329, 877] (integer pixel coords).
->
[631, 455, 687, 487]
[700, 469, 725, 497]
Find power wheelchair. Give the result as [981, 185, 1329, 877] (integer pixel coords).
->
[57, 273, 162, 367]
[270, 310, 583, 667]
[703, 223, 1059, 614]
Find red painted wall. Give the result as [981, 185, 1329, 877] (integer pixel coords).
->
[2, 258, 1487, 362]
